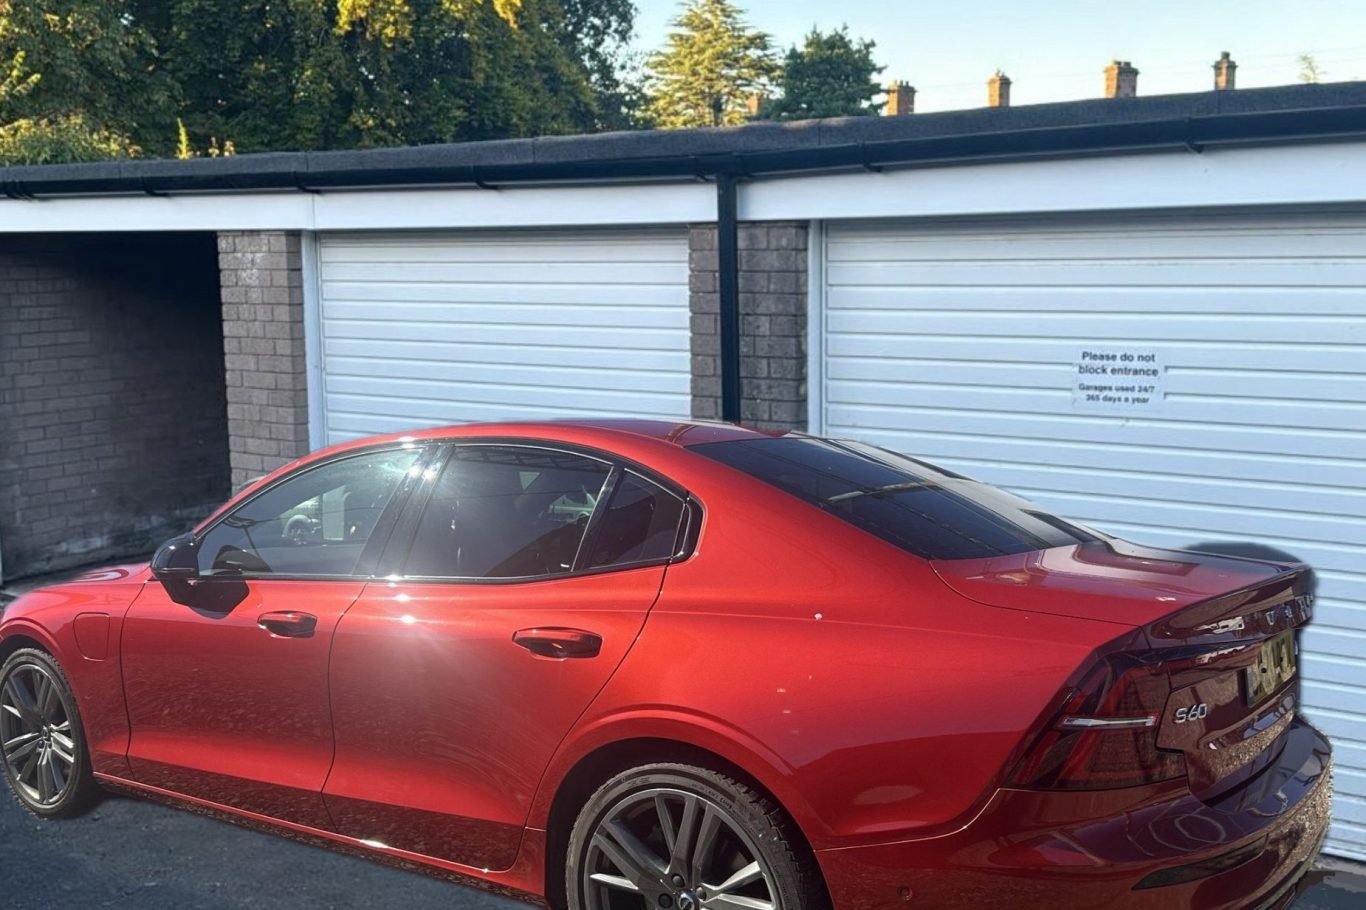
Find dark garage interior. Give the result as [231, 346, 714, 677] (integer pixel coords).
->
[0, 232, 230, 581]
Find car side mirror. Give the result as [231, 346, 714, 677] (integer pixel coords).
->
[151, 533, 200, 582]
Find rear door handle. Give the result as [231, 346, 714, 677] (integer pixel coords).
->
[513, 628, 602, 659]
[258, 611, 318, 638]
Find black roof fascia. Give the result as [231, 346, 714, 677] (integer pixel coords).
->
[3, 84, 1366, 199]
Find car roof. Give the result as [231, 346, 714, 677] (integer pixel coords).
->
[213, 418, 791, 528]
[319, 418, 788, 456]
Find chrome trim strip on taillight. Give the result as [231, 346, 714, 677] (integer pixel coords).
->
[1059, 715, 1158, 730]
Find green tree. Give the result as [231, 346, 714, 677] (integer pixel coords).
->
[0, 49, 138, 167]
[141, 0, 618, 151]
[135, 0, 350, 152]
[3, 0, 644, 161]
[646, 0, 776, 128]
[0, 0, 174, 153]
[0, 112, 137, 164]
[763, 26, 882, 121]
[0, 49, 39, 109]
[332, 0, 597, 146]
[559, 0, 645, 129]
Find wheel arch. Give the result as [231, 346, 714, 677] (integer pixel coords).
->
[539, 734, 830, 910]
[0, 625, 59, 664]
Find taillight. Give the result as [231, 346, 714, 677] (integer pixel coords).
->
[1009, 640, 1187, 790]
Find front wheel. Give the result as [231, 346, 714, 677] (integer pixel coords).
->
[566, 763, 827, 910]
[0, 648, 99, 818]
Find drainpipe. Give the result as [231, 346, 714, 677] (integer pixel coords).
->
[716, 171, 741, 422]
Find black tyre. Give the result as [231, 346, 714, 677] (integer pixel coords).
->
[0, 648, 99, 818]
[566, 763, 827, 910]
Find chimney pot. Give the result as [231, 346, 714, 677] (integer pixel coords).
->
[987, 70, 1012, 108]
[885, 81, 916, 116]
[1213, 51, 1237, 91]
[1104, 60, 1139, 98]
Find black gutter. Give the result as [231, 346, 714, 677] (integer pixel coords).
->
[716, 172, 741, 422]
[4, 99, 1366, 198]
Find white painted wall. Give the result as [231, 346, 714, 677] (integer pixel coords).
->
[743, 142, 1366, 222]
[0, 181, 714, 233]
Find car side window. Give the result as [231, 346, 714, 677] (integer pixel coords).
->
[584, 472, 686, 569]
[197, 448, 421, 577]
[404, 446, 612, 579]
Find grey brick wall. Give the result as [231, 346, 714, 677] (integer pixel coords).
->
[0, 234, 229, 580]
[218, 231, 310, 489]
[689, 222, 808, 431]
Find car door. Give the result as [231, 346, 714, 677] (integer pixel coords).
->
[120, 444, 427, 828]
[322, 443, 690, 870]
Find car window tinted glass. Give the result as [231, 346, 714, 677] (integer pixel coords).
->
[198, 448, 421, 577]
[585, 473, 685, 569]
[691, 437, 1099, 560]
[405, 446, 611, 579]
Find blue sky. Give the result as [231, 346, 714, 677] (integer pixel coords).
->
[632, 0, 1366, 112]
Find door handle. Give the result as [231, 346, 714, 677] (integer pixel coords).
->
[257, 611, 318, 638]
[512, 628, 602, 659]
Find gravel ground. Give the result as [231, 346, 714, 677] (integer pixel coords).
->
[1, 784, 1363, 909]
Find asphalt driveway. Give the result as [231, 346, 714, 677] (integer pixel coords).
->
[0, 789, 522, 909]
[2, 786, 1363, 910]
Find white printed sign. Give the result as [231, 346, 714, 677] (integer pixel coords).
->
[1072, 347, 1165, 412]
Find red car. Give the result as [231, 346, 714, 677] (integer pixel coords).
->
[0, 420, 1330, 910]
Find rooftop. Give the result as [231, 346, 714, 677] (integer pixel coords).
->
[3, 81, 1366, 198]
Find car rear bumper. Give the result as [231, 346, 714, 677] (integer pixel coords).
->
[816, 716, 1332, 910]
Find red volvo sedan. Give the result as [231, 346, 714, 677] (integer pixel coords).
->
[0, 420, 1330, 910]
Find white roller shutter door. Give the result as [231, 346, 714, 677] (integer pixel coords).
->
[817, 212, 1366, 859]
[316, 228, 691, 443]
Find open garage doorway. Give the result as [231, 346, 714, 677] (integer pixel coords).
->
[0, 232, 229, 581]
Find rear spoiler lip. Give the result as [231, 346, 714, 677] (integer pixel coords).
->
[1142, 565, 1315, 649]
[1176, 547, 1311, 576]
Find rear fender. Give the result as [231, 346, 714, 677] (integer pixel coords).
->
[529, 708, 828, 843]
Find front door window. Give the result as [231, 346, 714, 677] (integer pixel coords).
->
[197, 447, 421, 578]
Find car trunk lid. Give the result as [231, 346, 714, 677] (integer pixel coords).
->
[1146, 570, 1313, 798]
[931, 538, 1300, 626]
[940, 540, 1314, 798]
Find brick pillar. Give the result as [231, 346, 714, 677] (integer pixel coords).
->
[217, 231, 309, 489]
[688, 227, 722, 421]
[689, 222, 808, 431]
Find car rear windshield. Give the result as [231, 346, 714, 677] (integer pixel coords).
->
[691, 436, 1100, 560]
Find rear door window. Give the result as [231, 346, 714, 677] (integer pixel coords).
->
[583, 472, 686, 569]
[691, 436, 1098, 560]
[404, 445, 612, 579]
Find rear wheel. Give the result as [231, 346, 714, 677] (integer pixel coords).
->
[566, 763, 826, 910]
[0, 649, 98, 818]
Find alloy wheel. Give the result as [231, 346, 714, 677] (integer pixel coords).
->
[583, 787, 780, 910]
[1, 663, 77, 807]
